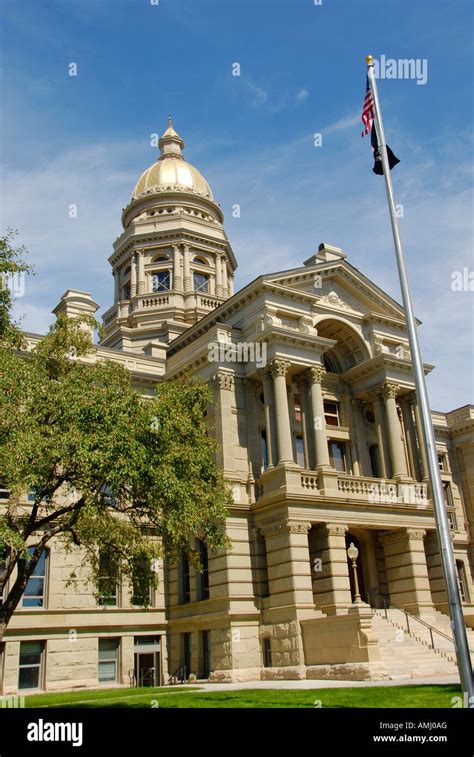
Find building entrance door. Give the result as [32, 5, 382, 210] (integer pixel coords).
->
[133, 636, 162, 686]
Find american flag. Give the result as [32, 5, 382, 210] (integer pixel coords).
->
[361, 77, 374, 138]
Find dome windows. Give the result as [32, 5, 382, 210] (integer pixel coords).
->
[193, 272, 209, 293]
[152, 271, 171, 292]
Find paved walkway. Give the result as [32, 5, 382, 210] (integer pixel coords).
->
[183, 675, 460, 692]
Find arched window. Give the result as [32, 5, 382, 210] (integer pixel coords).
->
[193, 272, 209, 293]
[152, 255, 169, 264]
[193, 256, 208, 266]
[152, 270, 171, 292]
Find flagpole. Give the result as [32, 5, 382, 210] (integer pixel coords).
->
[365, 54, 473, 703]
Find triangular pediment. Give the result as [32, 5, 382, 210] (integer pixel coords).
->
[262, 260, 405, 321]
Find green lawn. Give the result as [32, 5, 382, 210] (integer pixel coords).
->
[24, 684, 462, 709]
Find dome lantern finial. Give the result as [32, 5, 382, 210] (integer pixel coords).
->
[158, 115, 184, 160]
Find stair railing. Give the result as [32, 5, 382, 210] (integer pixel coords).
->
[168, 664, 187, 685]
[366, 590, 474, 654]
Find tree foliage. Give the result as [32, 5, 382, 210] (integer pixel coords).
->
[0, 230, 33, 348]
[0, 310, 231, 637]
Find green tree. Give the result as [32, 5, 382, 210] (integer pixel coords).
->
[0, 230, 33, 348]
[0, 312, 231, 639]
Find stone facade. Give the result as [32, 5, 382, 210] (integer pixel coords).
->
[1, 121, 473, 693]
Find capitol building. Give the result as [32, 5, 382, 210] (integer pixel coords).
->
[1, 120, 473, 693]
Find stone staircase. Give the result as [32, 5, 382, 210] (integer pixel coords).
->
[371, 608, 474, 679]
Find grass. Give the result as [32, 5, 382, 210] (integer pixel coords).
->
[23, 684, 462, 709]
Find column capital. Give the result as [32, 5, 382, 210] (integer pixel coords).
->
[381, 381, 400, 401]
[269, 358, 291, 379]
[212, 371, 234, 391]
[324, 523, 349, 537]
[307, 364, 326, 385]
[261, 519, 311, 538]
[379, 527, 426, 546]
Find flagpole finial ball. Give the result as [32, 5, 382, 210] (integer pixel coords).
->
[366, 55, 374, 64]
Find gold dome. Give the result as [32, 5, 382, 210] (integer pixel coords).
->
[131, 117, 214, 201]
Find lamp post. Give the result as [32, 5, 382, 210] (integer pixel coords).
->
[347, 542, 362, 604]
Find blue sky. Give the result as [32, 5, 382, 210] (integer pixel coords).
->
[1, 0, 472, 410]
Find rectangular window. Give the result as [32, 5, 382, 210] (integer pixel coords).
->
[152, 270, 171, 292]
[182, 632, 191, 676]
[369, 445, 380, 478]
[263, 637, 272, 668]
[442, 482, 453, 508]
[328, 441, 347, 472]
[19, 641, 44, 690]
[98, 552, 119, 607]
[179, 551, 191, 604]
[456, 561, 469, 603]
[98, 638, 119, 683]
[294, 395, 302, 423]
[193, 272, 209, 293]
[295, 435, 305, 467]
[324, 401, 340, 427]
[260, 429, 268, 471]
[438, 453, 447, 472]
[23, 548, 47, 608]
[0, 484, 10, 501]
[196, 541, 209, 601]
[200, 631, 211, 678]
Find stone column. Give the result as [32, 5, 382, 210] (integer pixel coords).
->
[130, 252, 137, 297]
[369, 391, 389, 478]
[114, 269, 120, 302]
[260, 369, 278, 468]
[381, 382, 408, 479]
[413, 398, 429, 482]
[172, 245, 183, 292]
[400, 395, 422, 481]
[269, 359, 293, 464]
[215, 254, 223, 297]
[380, 529, 434, 617]
[137, 250, 145, 295]
[352, 399, 372, 476]
[228, 276, 234, 296]
[310, 524, 352, 615]
[261, 520, 313, 669]
[307, 365, 330, 468]
[262, 520, 313, 607]
[222, 259, 228, 297]
[183, 245, 192, 292]
[209, 274, 215, 295]
[212, 371, 235, 472]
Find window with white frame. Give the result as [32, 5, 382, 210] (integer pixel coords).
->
[23, 548, 48, 608]
[19, 641, 44, 690]
[98, 638, 119, 683]
[98, 551, 119, 607]
[324, 401, 341, 427]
